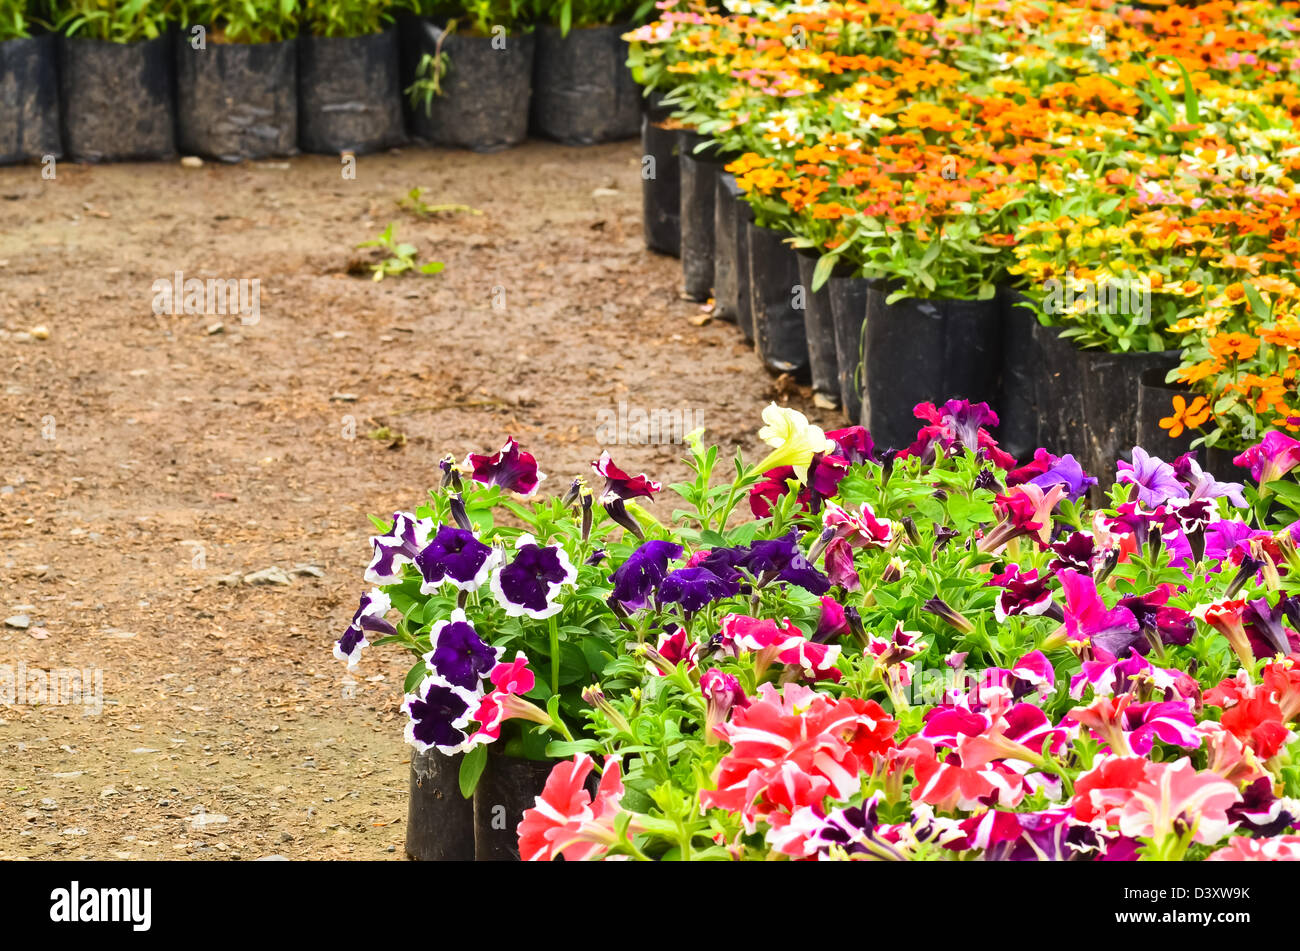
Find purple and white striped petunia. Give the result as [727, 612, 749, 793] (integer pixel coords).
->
[490, 533, 577, 620]
[365, 511, 435, 585]
[423, 609, 503, 692]
[401, 675, 479, 754]
[414, 524, 498, 594]
[334, 589, 396, 669]
[463, 436, 546, 497]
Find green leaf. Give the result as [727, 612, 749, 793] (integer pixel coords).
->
[811, 252, 839, 292]
[1241, 280, 1271, 323]
[458, 744, 487, 799]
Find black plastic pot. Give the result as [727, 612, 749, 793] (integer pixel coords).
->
[0, 35, 61, 165]
[58, 35, 175, 162]
[640, 116, 680, 255]
[406, 750, 475, 861]
[473, 752, 556, 861]
[298, 29, 404, 154]
[645, 88, 672, 123]
[863, 288, 1002, 450]
[406, 23, 534, 152]
[530, 24, 639, 145]
[828, 275, 872, 425]
[997, 287, 1040, 462]
[746, 222, 809, 380]
[714, 173, 752, 338]
[1135, 367, 1198, 462]
[796, 250, 841, 407]
[1204, 446, 1238, 479]
[176, 37, 297, 162]
[1080, 348, 1180, 485]
[1031, 322, 1087, 460]
[680, 132, 723, 301]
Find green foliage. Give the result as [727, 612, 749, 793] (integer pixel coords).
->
[355, 222, 445, 281]
[177, 0, 301, 43]
[0, 0, 31, 42]
[300, 0, 394, 37]
[48, 0, 172, 42]
[531, 0, 653, 35]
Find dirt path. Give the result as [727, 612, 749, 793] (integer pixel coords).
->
[0, 142, 832, 859]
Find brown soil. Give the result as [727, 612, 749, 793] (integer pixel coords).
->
[0, 143, 834, 859]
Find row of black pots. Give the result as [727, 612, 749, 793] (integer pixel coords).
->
[407, 748, 593, 862]
[642, 144, 1205, 477]
[0, 23, 638, 164]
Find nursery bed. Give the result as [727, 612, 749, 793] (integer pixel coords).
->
[0, 144, 832, 859]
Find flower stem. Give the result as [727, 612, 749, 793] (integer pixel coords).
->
[549, 614, 560, 695]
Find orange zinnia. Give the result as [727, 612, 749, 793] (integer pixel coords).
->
[1159, 395, 1212, 439]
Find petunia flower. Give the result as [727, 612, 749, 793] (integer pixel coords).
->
[414, 524, 498, 594]
[422, 609, 501, 692]
[718, 613, 805, 678]
[1116, 447, 1187, 507]
[1243, 594, 1300, 659]
[979, 483, 1065, 552]
[468, 653, 553, 745]
[1058, 569, 1141, 655]
[1172, 452, 1247, 507]
[1208, 836, 1300, 861]
[701, 668, 749, 743]
[753, 403, 836, 483]
[591, 451, 662, 503]
[740, 530, 831, 595]
[607, 539, 683, 612]
[1066, 694, 1200, 756]
[401, 675, 479, 754]
[657, 565, 742, 613]
[825, 425, 876, 465]
[1115, 758, 1240, 847]
[365, 511, 435, 584]
[987, 565, 1057, 622]
[489, 533, 577, 620]
[701, 683, 897, 832]
[644, 624, 700, 676]
[1007, 449, 1097, 502]
[1224, 778, 1299, 838]
[463, 436, 545, 497]
[1234, 430, 1300, 486]
[813, 595, 849, 643]
[901, 400, 1015, 469]
[518, 754, 628, 862]
[334, 589, 395, 669]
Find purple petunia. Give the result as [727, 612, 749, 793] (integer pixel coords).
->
[489, 533, 577, 620]
[1172, 453, 1247, 508]
[608, 540, 683, 612]
[423, 610, 502, 691]
[1116, 447, 1186, 507]
[401, 675, 477, 754]
[334, 589, 396, 669]
[414, 524, 498, 594]
[657, 566, 742, 613]
[739, 530, 831, 595]
[365, 512, 435, 585]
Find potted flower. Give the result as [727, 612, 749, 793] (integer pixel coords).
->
[49, 0, 175, 162]
[0, 0, 61, 165]
[527, 0, 645, 144]
[298, 0, 404, 154]
[402, 0, 534, 152]
[174, 0, 300, 162]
